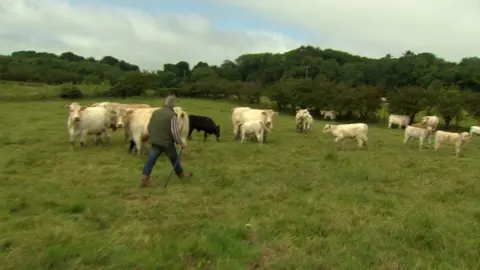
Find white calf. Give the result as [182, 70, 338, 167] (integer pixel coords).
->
[404, 125, 433, 150]
[323, 123, 368, 149]
[434, 131, 471, 157]
[469, 126, 480, 136]
[388, 114, 410, 129]
[303, 114, 313, 132]
[320, 110, 337, 121]
[422, 115, 439, 130]
[231, 108, 278, 140]
[295, 109, 312, 133]
[240, 120, 271, 144]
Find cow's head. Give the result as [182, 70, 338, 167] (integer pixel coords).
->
[460, 132, 471, 142]
[261, 110, 279, 128]
[114, 108, 134, 128]
[323, 124, 332, 133]
[66, 102, 86, 123]
[422, 116, 430, 124]
[296, 109, 310, 119]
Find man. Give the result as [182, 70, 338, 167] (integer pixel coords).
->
[140, 95, 193, 188]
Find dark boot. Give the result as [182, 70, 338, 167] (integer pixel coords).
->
[140, 175, 152, 188]
[177, 172, 193, 179]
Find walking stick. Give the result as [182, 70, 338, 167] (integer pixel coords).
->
[164, 148, 184, 189]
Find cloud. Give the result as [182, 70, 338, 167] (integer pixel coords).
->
[0, 0, 302, 70]
[2, 0, 478, 71]
[218, 0, 480, 62]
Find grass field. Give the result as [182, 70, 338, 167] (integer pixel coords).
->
[1, 97, 480, 269]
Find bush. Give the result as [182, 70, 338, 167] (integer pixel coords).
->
[103, 84, 144, 98]
[58, 86, 84, 99]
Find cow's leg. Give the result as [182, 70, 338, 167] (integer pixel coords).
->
[69, 131, 76, 150]
[240, 131, 246, 144]
[356, 137, 363, 149]
[80, 130, 88, 147]
[434, 142, 440, 153]
[233, 125, 238, 140]
[334, 136, 344, 150]
[235, 126, 241, 140]
[128, 140, 136, 154]
[188, 127, 194, 140]
[204, 131, 208, 142]
[132, 135, 142, 156]
[404, 135, 410, 145]
[94, 133, 101, 145]
[356, 136, 366, 149]
[257, 132, 263, 144]
[419, 138, 424, 150]
[103, 128, 111, 145]
[124, 129, 129, 144]
[455, 142, 462, 157]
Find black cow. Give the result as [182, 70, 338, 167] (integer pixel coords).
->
[188, 115, 220, 142]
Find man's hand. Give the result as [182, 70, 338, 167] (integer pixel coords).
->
[180, 143, 186, 149]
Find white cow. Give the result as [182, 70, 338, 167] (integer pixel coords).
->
[125, 107, 190, 156]
[388, 114, 410, 129]
[125, 107, 160, 156]
[422, 115, 439, 130]
[240, 120, 271, 144]
[110, 107, 135, 143]
[404, 125, 433, 150]
[434, 130, 471, 157]
[323, 123, 368, 149]
[304, 114, 313, 132]
[91, 102, 152, 110]
[231, 107, 252, 136]
[231, 107, 278, 141]
[320, 110, 337, 121]
[173, 106, 190, 146]
[295, 109, 313, 133]
[66, 102, 111, 149]
[91, 102, 152, 132]
[469, 126, 480, 136]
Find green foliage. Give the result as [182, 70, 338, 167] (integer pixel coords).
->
[58, 85, 84, 99]
[2, 46, 480, 124]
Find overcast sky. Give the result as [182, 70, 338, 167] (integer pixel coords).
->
[1, 0, 479, 70]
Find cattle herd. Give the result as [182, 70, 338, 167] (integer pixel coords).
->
[66, 101, 480, 158]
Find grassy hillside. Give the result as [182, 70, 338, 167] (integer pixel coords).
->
[1, 98, 479, 269]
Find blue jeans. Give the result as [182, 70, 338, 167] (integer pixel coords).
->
[142, 144, 183, 176]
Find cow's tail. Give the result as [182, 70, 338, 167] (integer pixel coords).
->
[261, 121, 271, 133]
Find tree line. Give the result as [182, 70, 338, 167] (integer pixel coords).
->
[1, 46, 480, 128]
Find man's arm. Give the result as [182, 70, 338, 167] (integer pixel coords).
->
[170, 115, 183, 145]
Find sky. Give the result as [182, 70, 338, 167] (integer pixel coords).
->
[1, 0, 479, 70]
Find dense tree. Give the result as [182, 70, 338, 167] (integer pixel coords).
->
[1, 46, 480, 126]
